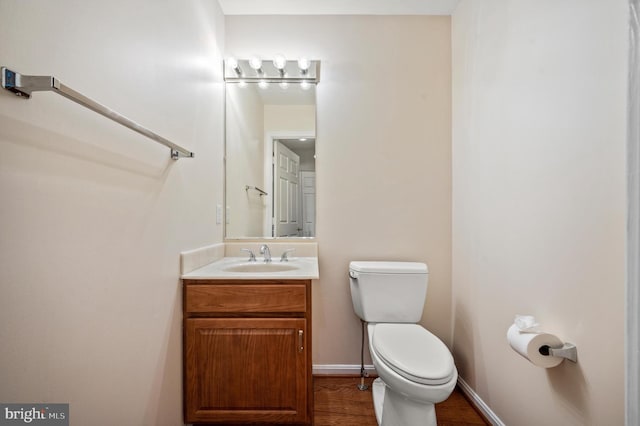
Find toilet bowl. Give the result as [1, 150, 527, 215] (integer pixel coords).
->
[368, 323, 457, 426]
[349, 261, 457, 426]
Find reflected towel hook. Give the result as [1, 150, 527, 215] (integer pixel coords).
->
[245, 185, 268, 196]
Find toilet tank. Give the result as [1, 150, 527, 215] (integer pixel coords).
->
[349, 261, 428, 323]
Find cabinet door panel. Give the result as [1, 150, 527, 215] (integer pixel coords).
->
[185, 317, 307, 424]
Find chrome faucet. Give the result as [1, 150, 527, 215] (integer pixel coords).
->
[260, 244, 272, 263]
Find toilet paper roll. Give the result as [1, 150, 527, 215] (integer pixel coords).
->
[507, 324, 564, 368]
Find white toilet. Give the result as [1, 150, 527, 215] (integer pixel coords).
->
[349, 261, 457, 426]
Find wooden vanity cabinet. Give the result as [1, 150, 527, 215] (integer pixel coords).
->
[183, 279, 313, 425]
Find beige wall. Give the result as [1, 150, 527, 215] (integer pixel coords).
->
[0, 1, 225, 424]
[264, 105, 316, 136]
[452, 1, 627, 425]
[225, 16, 452, 365]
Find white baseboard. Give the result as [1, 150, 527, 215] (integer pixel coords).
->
[313, 364, 377, 375]
[457, 378, 505, 426]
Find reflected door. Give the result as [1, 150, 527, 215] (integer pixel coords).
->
[300, 171, 316, 237]
[274, 141, 301, 237]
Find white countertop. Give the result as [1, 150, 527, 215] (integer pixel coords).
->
[181, 257, 319, 280]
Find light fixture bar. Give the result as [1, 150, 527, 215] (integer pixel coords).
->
[224, 59, 320, 83]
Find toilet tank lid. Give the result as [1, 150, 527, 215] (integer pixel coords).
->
[349, 261, 428, 274]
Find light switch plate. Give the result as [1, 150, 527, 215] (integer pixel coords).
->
[216, 204, 223, 224]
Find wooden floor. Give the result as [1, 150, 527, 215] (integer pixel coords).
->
[314, 376, 488, 426]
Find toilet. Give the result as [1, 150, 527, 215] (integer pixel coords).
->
[349, 261, 457, 426]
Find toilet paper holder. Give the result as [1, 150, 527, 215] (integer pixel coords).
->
[539, 342, 578, 363]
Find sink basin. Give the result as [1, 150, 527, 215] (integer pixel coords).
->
[222, 262, 299, 273]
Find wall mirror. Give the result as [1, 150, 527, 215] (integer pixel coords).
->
[224, 58, 318, 239]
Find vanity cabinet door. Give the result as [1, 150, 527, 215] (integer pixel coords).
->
[185, 317, 308, 424]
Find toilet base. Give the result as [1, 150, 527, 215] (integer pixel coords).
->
[372, 378, 385, 424]
[372, 378, 437, 426]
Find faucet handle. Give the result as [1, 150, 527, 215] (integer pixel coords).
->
[240, 248, 256, 262]
[280, 248, 295, 262]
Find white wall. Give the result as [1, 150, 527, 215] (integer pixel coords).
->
[452, 1, 627, 424]
[225, 16, 452, 365]
[226, 84, 266, 237]
[0, 1, 225, 424]
[297, 148, 316, 172]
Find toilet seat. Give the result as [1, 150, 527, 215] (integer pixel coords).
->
[372, 324, 455, 386]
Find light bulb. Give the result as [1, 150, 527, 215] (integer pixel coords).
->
[298, 57, 311, 72]
[300, 80, 311, 91]
[227, 57, 238, 69]
[227, 57, 242, 76]
[258, 80, 269, 90]
[279, 81, 289, 90]
[273, 54, 287, 70]
[238, 80, 247, 88]
[249, 56, 262, 70]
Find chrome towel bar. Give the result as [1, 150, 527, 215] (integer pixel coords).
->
[1, 66, 194, 160]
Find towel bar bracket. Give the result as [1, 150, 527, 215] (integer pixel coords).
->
[1, 68, 54, 99]
[1, 66, 195, 160]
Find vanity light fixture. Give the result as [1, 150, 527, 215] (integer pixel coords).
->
[300, 80, 311, 91]
[224, 57, 319, 84]
[258, 80, 269, 90]
[279, 81, 289, 90]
